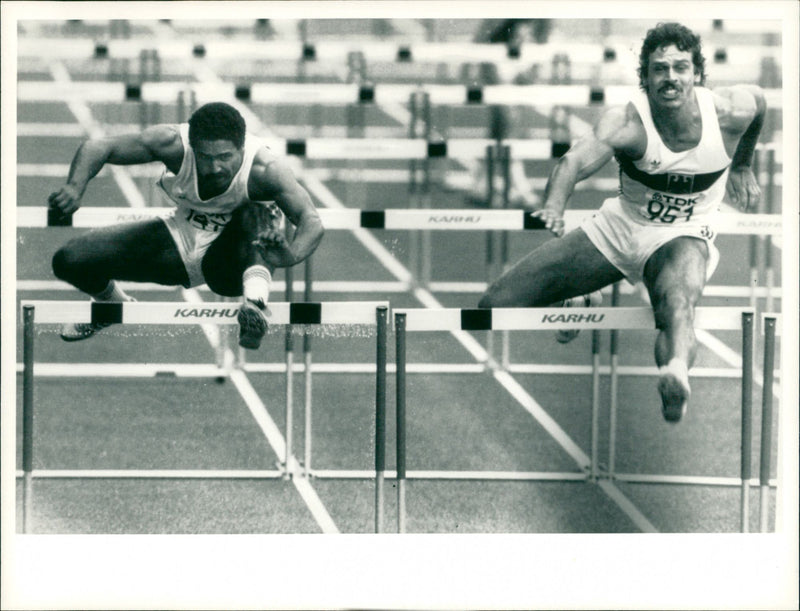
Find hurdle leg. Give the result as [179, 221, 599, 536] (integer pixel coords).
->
[395, 313, 407, 533]
[740, 311, 754, 532]
[375, 307, 388, 533]
[759, 316, 777, 532]
[764, 148, 776, 314]
[303, 259, 313, 478]
[484, 145, 497, 364]
[500, 145, 511, 369]
[608, 283, 620, 477]
[22, 305, 35, 533]
[748, 149, 762, 321]
[284, 262, 295, 479]
[590, 330, 601, 480]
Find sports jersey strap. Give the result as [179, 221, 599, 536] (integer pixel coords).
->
[617, 156, 727, 194]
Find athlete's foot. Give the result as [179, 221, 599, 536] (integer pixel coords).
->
[555, 290, 603, 344]
[60, 321, 112, 342]
[60, 296, 136, 342]
[657, 359, 691, 423]
[238, 298, 270, 350]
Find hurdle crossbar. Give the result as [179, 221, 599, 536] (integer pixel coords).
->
[17, 207, 782, 236]
[392, 306, 747, 332]
[19, 301, 389, 533]
[17, 37, 782, 64]
[13, 137, 784, 162]
[16, 80, 784, 109]
[19, 300, 387, 326]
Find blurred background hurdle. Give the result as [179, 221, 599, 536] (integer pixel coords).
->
[19, 300, 389, 533]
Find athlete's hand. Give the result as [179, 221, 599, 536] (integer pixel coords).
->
[252, 229, 295, 267]
[530, 208, 566, 237]
[47, 184, 83, 215]
[726, 166, 761, 212]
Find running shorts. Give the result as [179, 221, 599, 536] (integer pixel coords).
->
[161, 207, 232, 288]
[580, 197, 720, 285]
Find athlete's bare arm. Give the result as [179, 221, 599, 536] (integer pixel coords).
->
[536, 103, 645, 236]
[48, 125, 184, 214]
[247, 149, 324, 267]
[714, 85, 767, 211]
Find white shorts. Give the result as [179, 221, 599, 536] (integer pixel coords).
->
[581, 197, 720, 285]
[161, 208, 230, 288]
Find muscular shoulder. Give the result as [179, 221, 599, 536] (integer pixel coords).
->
[712, 85, 766, 132]
[248, 146, 297, 200]
[594, 103, 646, 158]
[140, 124, 184, 162]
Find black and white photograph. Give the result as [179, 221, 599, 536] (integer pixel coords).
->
[2, 1, 798, 609]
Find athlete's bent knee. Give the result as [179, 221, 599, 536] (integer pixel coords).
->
[51, 244, 82, 282]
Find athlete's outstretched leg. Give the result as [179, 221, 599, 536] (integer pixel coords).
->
[479, 228, 622, 308]
[643, 237, 709, 422]
[479, 228, 622, 344]
[51, 219, 189, 340]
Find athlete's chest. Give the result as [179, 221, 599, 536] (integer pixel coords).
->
[653, 116, 703, 153]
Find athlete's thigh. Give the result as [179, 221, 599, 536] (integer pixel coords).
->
[73, 219, 188, 285]
[201, 203, 278, 296]
[485, 228, 623, 306]
[201, 222, 247, 296]
[643, 236, 708, 306]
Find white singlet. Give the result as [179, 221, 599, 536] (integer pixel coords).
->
[157, 124, 282, 287]
[582, 87, 731, 283]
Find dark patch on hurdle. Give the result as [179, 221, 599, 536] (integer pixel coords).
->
[235, 84, 251, 101]
[551, 141, 570, 158]
[286, 140, 307, 156]
[47, 208, 73, 226]
[290, 302, 322, 324]
[91, 302, 123, 325]
[358, 85, 375, 103]
[360, 211, 385, 229]
[427, 142, 447, 158]
[466, 87, 484, 104]
[461, 309, 492, 331]
[523, 213, 547, 230]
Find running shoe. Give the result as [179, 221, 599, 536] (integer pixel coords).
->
[658, 361, 691, 423]
[60, 320, 113, 342]
[555, 290, 603, 344]
[238, 298, 270, 350]
[60, 297, 136, 342]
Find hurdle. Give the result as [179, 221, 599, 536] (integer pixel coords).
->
[392, 306, 763, 533]
[18, 300, 389, 533]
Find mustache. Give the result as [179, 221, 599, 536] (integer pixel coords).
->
[659, 83, 680, 92]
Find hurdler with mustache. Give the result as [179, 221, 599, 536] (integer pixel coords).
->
[480, 22, 766, 422]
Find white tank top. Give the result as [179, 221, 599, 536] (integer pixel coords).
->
[157, 124, 281, 232]
[617, 87, 731, 225]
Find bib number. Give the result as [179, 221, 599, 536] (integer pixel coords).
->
[645, 193, 696, 223]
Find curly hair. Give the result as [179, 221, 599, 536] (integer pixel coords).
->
[638, 22, 706, 90]
[188, 102, 246, 149]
